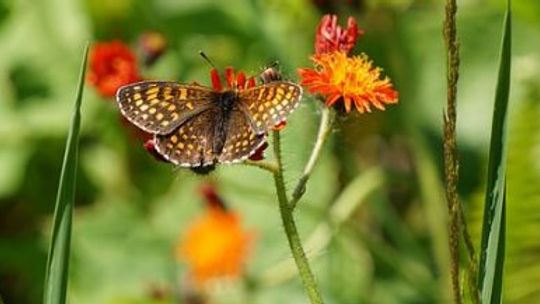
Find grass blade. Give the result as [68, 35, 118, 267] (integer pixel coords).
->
[43, 43, 89, 304]
[477, 2, 511, 303]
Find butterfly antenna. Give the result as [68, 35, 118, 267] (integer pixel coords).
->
[199, 51, 217, 69]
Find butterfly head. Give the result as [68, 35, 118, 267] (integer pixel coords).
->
[260, 62, 282, 83]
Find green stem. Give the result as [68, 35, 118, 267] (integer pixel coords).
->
[244, 159, 278, 174]
[290, 106, 335, 210]
[259, 167, 384, 287]
[272, 131, 323, 304]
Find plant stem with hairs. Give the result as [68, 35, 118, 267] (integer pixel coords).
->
[443, 2, 480, 301]
[244, 160, 278, 174]
[443, 0, 478, 303]
[442, 0, 461, 302]
[245, 100, 333, 303]
[272, 130, 324, 304]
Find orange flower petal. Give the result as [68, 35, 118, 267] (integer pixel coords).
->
[210, 68, 223, 92]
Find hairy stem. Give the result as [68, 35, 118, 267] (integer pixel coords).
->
[443, 0, 464, 302]
[290, 106, 335, 210]
[272, 131, 323, 304]
[244, 159, 278, 174]
[460, 203, 480, 304]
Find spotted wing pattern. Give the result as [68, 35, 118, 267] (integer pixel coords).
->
[217, 107, 266, 164]
[239, 81, 302, 133]
[116, 81, 214, 135]
[154, 107, 219, 166]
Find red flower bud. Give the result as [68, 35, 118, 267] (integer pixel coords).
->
[315, 15, 363, 55]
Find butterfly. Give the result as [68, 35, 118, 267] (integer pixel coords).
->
[116, 74, 302, 168]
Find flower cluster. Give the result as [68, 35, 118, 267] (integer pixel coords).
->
[298, 14, 398, 113]
[177, 184, 254, 284]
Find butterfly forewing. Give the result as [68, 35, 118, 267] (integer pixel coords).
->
[116, 81, 215, 135]
[154, 108, 219, 166]
[239, 82, 302, 133]
[217, 108, 266, 164]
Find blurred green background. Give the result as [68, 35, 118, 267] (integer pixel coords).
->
[1, 0, 539, 303]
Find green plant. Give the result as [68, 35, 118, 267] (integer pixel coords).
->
[477, 1, 512, 303]
[43, 44, 89, 304]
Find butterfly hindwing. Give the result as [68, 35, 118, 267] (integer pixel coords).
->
[217, 107, 266, 164]
[239, 82, 302, 133]
[116, 81, 215, 135]
[154, 107, 219, 166]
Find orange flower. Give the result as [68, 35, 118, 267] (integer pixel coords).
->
[87, 41, 141, 97]
[298, 51, 398, 113]
[178, 186, 253, 284]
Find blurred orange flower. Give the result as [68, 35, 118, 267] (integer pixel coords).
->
[178, 185, 253, 284]
[298, 51, 398, 113]
[87, 41, 141, 97]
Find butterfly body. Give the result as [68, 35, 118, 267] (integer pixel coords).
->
[117, 79, 302, 167]
[211, 90, 238, 155]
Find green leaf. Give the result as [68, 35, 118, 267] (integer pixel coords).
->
[43, 43, 89, 304]
[478, 2, 511, 303]
[503, 85, 540, 303]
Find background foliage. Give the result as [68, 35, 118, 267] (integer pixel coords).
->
[0, 0, 539, 303]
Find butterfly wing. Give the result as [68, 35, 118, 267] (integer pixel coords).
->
[116, 81, 215, 135]
[155, 104, 265, 166]
[217, 107, 266, 164]
[238, 82, 302, 133]
[154, 107, 219, 167]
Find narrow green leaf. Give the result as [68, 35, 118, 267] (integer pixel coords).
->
[478, 2, 511, 303]
[43, 43, 89, 304]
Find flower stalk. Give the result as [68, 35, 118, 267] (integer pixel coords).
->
[290, 105, 335, 210]
[272, 130, 324, 304]
[442, 0, 473, 303]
